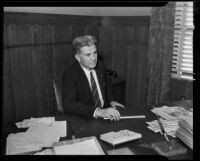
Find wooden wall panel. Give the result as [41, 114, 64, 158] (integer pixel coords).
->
[4, 24, 10, 46]
[8, 24, 32, 46]
[113, 26, 131, 41]
[32, 45, 55, 117]
[31, 24, 55, 117]
[133, 26, 149, 44]
[98, 42, 113, 69]
[72, 25, 87, 38]
[126, 43, 149, 108]
[99, 17, 150, 109]
[130, 44, 149, 77]
[99, 26, 113, 42]
[3, 50, 16, 125]
[10, 47, 38, 121]
[3, 12, 100, 126]
[3, 25, 16, 125]
[7, 24, 38, 121]
[4, 12, 98, 25]
[54, 44, 73, 79]
[53, 24, 73, 80]
[112, 42, 129, 79]
[32, 24, 54, 44]
[85, 25, 98, 38]
[54, 24, 72, 42]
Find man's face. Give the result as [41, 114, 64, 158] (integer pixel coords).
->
[75, 45, 98, 70]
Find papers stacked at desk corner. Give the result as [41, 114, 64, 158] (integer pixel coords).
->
[146, 119, 179, 137]
[175, 116, 193, 150]
[151, 106, 192, 121]
[147, 106, 193, 138]
[6, 117, 66, 155]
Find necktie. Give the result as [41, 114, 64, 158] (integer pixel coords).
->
[90, 71, 102, 108]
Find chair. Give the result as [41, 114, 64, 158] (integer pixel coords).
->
[53, 79, 64, 114]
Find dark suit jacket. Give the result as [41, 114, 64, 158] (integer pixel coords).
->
[62, 60, 114, 118]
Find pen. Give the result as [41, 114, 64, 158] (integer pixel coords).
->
[155, 113, 172, 150]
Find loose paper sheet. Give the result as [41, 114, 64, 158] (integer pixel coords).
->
[54, 139, 103, 155]
[6, 120, 66, 155]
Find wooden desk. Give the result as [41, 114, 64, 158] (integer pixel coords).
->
[64, 107, 193, 159]
[3, 107, 193, 159]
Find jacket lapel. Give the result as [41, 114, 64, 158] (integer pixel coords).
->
[75, 62, 93, 99]
[95, 68, 106, 102]
[75, 61, 106, 104]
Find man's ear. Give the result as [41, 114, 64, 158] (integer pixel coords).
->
[75, 54, 80, 62]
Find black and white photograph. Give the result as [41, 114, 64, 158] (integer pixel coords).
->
[2, 2, 198, 159]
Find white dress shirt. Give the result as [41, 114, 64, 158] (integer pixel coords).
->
[80, 64, 104, 117]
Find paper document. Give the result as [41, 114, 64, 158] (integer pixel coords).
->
[6, 132, 41, 155]
[16, 117, 55, 128]
[147, 105, 193, 138]
[6, 119, 67, 155]
[151, 106, 192, 121]
[54, 138, 103, 155]
[146, 118, 179, 137]
[176, 115, 193, 150]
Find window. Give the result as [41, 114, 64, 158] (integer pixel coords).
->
[171, 2, 194, 80]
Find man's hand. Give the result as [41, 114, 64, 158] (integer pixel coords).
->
[110, 101, 125, 109]
[95, 108, 120, 121]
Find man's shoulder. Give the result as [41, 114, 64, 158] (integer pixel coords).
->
[63, 61, 80, 77]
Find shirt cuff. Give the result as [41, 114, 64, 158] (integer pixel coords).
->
[93, 107, 100, 118]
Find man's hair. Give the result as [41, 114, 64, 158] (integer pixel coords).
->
[72, 35, 97, 54]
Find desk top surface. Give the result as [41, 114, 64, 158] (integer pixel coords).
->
[4, 106, 193, 159]
[60, 107, 193, 159]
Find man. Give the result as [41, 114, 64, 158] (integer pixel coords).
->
[62, 35, 124, 121]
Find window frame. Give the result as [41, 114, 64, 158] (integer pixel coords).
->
[171, 1, 194, 81]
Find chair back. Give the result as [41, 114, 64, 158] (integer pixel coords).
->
[53, 79, 64, 113]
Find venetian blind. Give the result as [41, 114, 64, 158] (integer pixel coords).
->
[171, 2, 194, 80]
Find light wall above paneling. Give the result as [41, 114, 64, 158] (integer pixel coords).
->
[4, 7, 152, 16]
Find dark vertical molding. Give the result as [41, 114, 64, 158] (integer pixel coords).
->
[125, 25, 133, 107]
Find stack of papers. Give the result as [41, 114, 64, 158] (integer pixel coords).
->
[15, 117, 55, 128]
[146, 118, 179, 137]
[176, 115, 193, 150]
[146, 106, 192, 138]
[151, 106, 192, 121]
[6, 117, 66, 155]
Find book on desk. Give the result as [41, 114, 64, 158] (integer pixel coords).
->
[100, 129, 142, 146]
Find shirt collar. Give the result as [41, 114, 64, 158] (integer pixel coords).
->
[79, 63, 94, 74]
